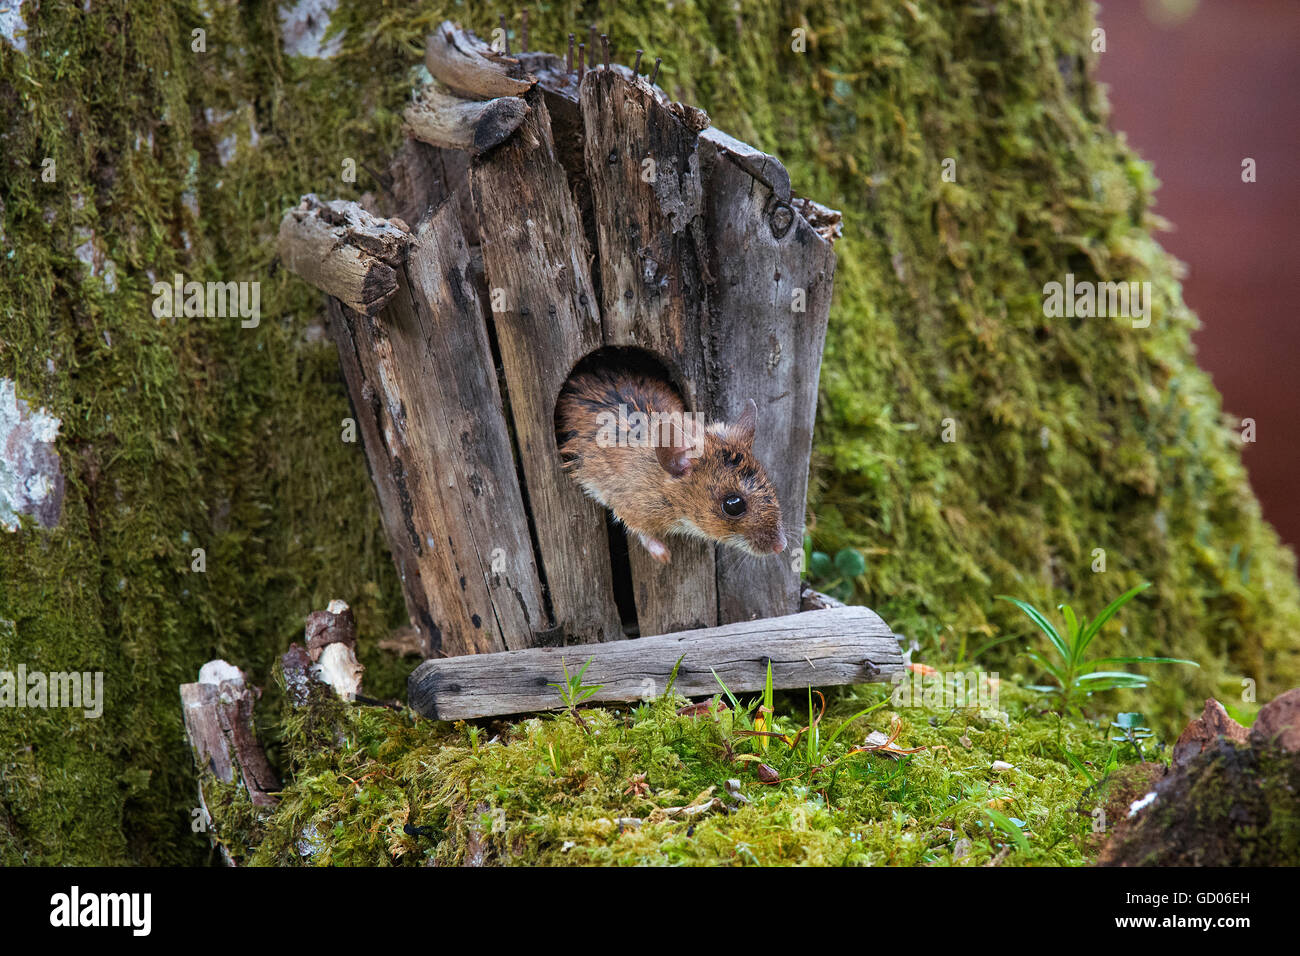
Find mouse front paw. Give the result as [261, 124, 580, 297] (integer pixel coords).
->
[637, 534, 672, 564]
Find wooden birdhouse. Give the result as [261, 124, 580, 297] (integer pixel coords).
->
[278, 24, 900, 719]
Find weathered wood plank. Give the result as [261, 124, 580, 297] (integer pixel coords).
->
[408, 605, 902, 720]
[326, 297, 450, 655]
[381, 138, 474, 241]
[400, 202, 549, 648]
[336, 301, 503, 656]
[580, 68, 717, 637]
[470, 88, 624, 645]
[700, 140, 837, 623]
[320, 199, 547, 656]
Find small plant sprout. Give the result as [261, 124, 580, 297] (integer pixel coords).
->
[753, 660, 776, 752]
[547, 657, 602, 732]
[710, 668, 908, 793]
[1109, 712, 1156, 761]
[996, 582, 1198, 715]
[983, 807, 1031, 853]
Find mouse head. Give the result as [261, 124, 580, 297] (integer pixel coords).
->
[654, 400, 787, 557]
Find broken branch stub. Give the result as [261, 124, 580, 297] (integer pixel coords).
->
[403, 82, 530, 155]
[180, 660, 280, 807]
[276, 195, 411, 316]
[425, 21, 534, 99]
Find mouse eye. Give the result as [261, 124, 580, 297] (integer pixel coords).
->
[722, 494, 746, 518]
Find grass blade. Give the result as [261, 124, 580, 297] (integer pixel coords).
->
[997, 595, 1070, 663]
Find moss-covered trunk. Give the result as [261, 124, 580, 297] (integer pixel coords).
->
[1, 0, 1296, 865]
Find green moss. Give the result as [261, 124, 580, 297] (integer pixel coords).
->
[224, 678, 1122, 866]
[2, 0, 1297, 864]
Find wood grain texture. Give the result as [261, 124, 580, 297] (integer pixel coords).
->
[408, 605, 902, 720]
[700, 138, 837, 623]
[323, 199, 546, 657]
[580, 68, 717, 637]
[401, 202, 549, 649]
[325, 296, 436, 652]
[470, 89, 623, 645]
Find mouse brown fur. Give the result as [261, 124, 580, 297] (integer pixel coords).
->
[556, 364, 786, 564]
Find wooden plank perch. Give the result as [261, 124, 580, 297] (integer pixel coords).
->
[408, 605, 902, 720]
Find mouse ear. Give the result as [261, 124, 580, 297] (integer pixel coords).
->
[654, 418, 695, 478]
[733, 399, 757, 443]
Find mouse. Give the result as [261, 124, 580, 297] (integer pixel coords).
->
[555, 364, 787, 564]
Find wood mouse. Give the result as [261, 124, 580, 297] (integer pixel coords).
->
[556, 364, 787, 564]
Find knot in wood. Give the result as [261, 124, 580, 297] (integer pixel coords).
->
[769, 201, 794, 239]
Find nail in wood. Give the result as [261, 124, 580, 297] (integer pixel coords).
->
[633, 49, 643, 74]
[578, 43, 585, 81]
[567, 34, 574, 73]
[650, 57, 661, 86]
[601, 34, 609, 70]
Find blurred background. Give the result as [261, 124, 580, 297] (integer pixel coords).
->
[1096, 0, 1300, 552]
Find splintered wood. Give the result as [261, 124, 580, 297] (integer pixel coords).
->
[278, 24, 849, 692]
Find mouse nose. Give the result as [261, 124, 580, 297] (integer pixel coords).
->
[772, 532, 787, 554]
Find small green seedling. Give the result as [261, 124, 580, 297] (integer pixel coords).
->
[1109, 712, 1156, 762]
[711, 667, 898, 787]
[548, 657, 602, 731]
[983, 807, 1031, 853]
[997, 582, 1197, 715]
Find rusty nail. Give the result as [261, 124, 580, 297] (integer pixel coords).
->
[633, 49, 643, 75]
[567, 34, 574, 73]
[601, 34, 609, 70]
[650, 57, 661, 86]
